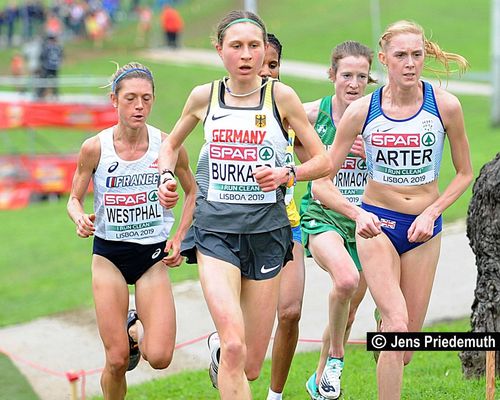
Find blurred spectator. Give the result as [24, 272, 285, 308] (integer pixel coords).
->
[68, 0, 86, 37]
[85, 8, 109, 48]
[38, 32, 63, 98]
[22, 36, 42, 80]
[10, 51, 25, 92]
[4, 2, 18, 47]
[0, 10, 4, 45]
[102, 0, 118, 23]
[160, 5, 183, 49]
[135, 5, 152, 46]
[45, 11, 62, 37]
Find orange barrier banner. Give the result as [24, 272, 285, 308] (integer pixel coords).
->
[0, 100, 117, 129]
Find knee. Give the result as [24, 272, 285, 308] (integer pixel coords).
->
[382, 317, 408, 334]
[245, 363, 261, 381]
[145, 349, 173, 370]
[333, 274, 359, 299]
[277, 302, 302, 326]
[105, 349, 129, 376]
[222, 337, 246, 369]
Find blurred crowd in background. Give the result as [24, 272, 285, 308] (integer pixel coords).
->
[3, 0, 184, 99]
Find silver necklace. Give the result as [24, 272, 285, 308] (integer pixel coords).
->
[223, 77, 269, 97]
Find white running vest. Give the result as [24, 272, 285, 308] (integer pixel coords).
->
[362, 81, 445, 186]
[93, 125, 174, 244]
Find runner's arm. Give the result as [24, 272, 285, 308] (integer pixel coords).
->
[313, 97, 381, 238]
[163, 145, 197, 267]
[67, 136, 100, 238]
[158, 84, 209, 206]
[407, 91, 473, 242]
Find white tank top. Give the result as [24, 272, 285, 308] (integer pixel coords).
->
[93, 124, 174, 244]
[200, 77, 288, 205]
[362, 81, 445, 186]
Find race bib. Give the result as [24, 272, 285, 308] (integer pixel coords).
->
[311, 155, 367, 206]
[103, 190, 165, 240]
[207, 143, 276, 204]
[370, 132, 436, 186]
[333, 155, 368, 205]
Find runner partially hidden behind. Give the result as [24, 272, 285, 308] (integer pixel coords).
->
[300, 40, 376, 400]
[157, 10, 330, 400]
[312, 20, 473, 400]
[67, 62, 196, 400]
[257, 33, 307, 400]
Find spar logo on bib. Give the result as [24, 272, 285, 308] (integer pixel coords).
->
[104, 192, 147, 206]
[372, 133, 420, 147]
[342, 157, 357, 170]
[357, 158, 367, 170]
[259, 146, 274, 161]
[210, 144, 258, 161]
[148, 190, 158, 202]
[422, 132, 436, 147]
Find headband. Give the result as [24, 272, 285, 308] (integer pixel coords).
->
[220, 18, 264, 39]
[112, 68, 152, 93]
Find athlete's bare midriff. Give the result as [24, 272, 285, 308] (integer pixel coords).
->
[362, 179, 439, 215]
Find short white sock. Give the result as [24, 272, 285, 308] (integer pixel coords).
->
[266, 388, 282, 400]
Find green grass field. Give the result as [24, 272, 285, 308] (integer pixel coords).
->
[0, 354, 39, 400]
[0, 1, 498, 398]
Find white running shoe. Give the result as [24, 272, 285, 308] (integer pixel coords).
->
[318, 357, 343, 399]
[207, 331, 220, 388]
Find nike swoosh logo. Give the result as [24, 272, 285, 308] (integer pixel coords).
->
[381, 127, 394, 132]
[260, 264, 281, 274]
[212, 114, 231, 121]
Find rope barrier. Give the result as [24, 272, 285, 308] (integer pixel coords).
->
[0, 333, 366, 400]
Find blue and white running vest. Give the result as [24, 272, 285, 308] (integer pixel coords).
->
[362, 81, 445, 186]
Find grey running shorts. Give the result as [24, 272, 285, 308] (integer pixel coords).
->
[181, 225, 294, 280]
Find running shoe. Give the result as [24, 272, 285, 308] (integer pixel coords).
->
[306, 372, 327, 400]
[207, 331, 220, 388]
[126, 309, 141, 371]
[318, 357, 343, 399]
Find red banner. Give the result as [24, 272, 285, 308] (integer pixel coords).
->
[0, 154, 92, 210]
[0, 100, 117, 129]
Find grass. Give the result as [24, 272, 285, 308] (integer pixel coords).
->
[0, 354, 39, 400]
[88, 318, 498, 399]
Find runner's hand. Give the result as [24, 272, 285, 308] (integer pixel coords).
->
[407, 213, 435, 243]
[355, 209, 381, 239]
[158, 179, 179, 209]
[163, 238, 183, 267]
[253, 166, 288, 192]
[350, 135, 366, 159]
[76, 213, 95, 238]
